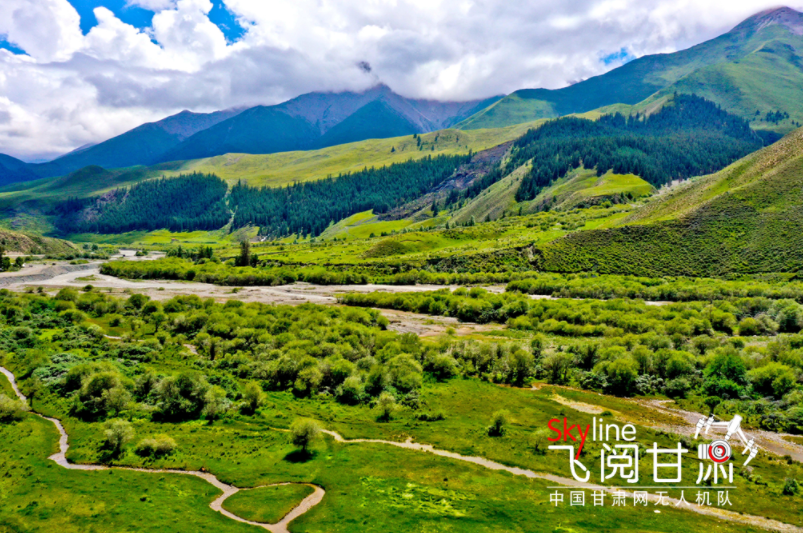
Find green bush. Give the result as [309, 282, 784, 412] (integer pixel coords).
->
[0, 394, 28, 422]
[134, 435, 177, 458]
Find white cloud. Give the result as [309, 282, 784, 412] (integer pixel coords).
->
[1, 0, 803, 159]
[0, 0, 83, 62]
[125, 0, 176, 10]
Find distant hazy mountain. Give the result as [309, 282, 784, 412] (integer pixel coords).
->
[0, 153, 41, 187]
[459, 7, 803, 131]
[31, 108, 244, 179]
[157, 85, 500, 163]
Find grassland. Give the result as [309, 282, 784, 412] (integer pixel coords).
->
[3, 324, 801, 532]
[0, 228, 76, 255]
[222, 484, 315, 524]
[530, 168, 653, 212]
[237, 205, 632, 267]
[148, 123, 543, 188]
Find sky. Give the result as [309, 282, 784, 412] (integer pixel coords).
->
[1, 0, 802, 161]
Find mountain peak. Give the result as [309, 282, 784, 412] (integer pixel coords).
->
[731, 6, 803, 35]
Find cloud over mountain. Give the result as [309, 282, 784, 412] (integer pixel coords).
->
[1, 0, 802, 159]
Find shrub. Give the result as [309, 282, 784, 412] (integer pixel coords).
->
[748, 362, 797, 399]
[335, 376, 364, 405]
[375, 391, 398, 422]
[488, 409, 510, 437]
[290, 418, 320, 453]
[782, 478, 800, 496]
[0, 394, 28, 422]
[202, 386, 230, 421]
[428, 353, 459, 381]
[663, 377, 691, 398]
[103, 419, 134, 456]
[154, 372, 211, 420]
[529, 428, 551, 454]
[241, 382, 265, 414]
[134, 435, 177, 458]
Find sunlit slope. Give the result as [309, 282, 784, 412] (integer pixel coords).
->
[148, 122, 543, 187]
[458, 8, 803, 130]
[540, 127, 803, 276]
[644, 36, 803, 135]
[0, 227, 76, 254]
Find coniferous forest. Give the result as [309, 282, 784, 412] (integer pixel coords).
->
[511, 95, 763, 201]
[56, 174, 229, 234]
[229, 154, 471, 238]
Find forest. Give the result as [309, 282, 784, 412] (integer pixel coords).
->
[511, 94, 764, 201]
[55, 174, 230, 234]
[229, 154, 470, 238]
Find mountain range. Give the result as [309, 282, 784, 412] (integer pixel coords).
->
[0, 7, 801, 189]
[460, 7, 803, 130]
[14, 86, 499, 181]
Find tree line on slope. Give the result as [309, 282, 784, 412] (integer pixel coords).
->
[55, 173, 230, 234]
[510, 94, 764, 201]
[230, 154, 471, 238]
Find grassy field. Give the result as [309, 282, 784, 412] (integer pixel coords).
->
[222, 484, 315, 524]
[2, 283, 803, 531]
[4, 348, 801, 532]
[531, 168, 653, 211]
[147, 123, 543, 188]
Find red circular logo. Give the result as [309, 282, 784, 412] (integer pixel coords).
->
[708, 440, 731, 463]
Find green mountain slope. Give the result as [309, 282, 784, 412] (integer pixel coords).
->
[458, 7, 803, 130]
[0, 154, 40, 187]
[317, 100, 420, 148]
[539, 127, 803, 276]
[0, 228, 76, 254]
[529, 168, 653, 211]
[157, 107, 320, 163]
[646, 37, 803, 135]
[147, 121, 542, 187]
[32, 109, 242, 178]
[0, 122, 541, 236]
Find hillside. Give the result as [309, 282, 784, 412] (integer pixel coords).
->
[458, 7, 803, 130]
[31, 109, 243, 178]
[0, 228, 76, 254]
[539, 127, 803, 276]
[145, 121, 541, 187]
[0, 154, 40, 187]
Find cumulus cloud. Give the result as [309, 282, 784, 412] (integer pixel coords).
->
[1, 0, 802, 159]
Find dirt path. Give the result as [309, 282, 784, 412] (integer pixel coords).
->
[2, 365, 801, 532]
[0, 366, 324, 533]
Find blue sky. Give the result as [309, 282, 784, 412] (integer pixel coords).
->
[1, 0, 244, 52]
[70, 0, 245, 41]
